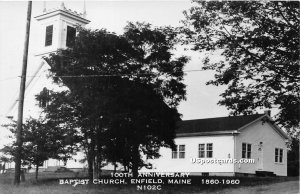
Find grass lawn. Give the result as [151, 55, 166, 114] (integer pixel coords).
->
[0, 172, 298, 194]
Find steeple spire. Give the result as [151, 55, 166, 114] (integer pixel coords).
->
[43, 1, 47, 12]
[60, 2, 66, 10]
[83, 0, 87, 18]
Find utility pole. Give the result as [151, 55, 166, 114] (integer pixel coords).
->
[14, 1, 32, 185]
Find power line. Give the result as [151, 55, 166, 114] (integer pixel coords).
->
[0, 69, 208, 82]
[184, 69, 208, 73]
[0, 76, 19, 83]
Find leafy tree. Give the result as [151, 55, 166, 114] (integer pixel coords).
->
[102, 79, 180, 175]
[36, 88, 81, 163]
[183, 1, 299, 131]
[1, 122, 29, 173]
[45, 22, 188, 177]
[1, 117, 78, 180]
[22, 119, 54, 180]
[36, 89, 90, 177]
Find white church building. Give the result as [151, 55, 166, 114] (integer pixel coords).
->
[2, 3, 289, 177]
[142, 112, 289, 176]
[2, 3, 90, 170]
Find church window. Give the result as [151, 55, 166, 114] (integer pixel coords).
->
[45, 25, 53, 46]
[66, 26, 76, 47]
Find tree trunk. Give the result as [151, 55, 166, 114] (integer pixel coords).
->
[131, 144, 139, 177]
[88, 142, 95, 183]
[20, 169, 25, 182]
[87, 155, 94, 182]
[3, 162, 5, 173]
[87, 138, 96, 182]
[93, 157, 98, 179]
[35, 164, 39, 181]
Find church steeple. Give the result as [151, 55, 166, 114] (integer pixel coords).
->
[35, 2, 90, 56]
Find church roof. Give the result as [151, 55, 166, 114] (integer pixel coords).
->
[176, 114, 265, 136]
[35, 8, 90, 24]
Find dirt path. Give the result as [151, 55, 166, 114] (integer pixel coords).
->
[213, 180, 299, 194]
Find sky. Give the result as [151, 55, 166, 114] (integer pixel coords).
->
[0, 1, 229, 147]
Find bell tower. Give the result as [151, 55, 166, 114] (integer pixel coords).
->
[5, 3, 90, 119]
[34, 2, 90, 56]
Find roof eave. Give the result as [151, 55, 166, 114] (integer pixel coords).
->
[35, 9, 90, 24]
[176, 130, 240, 137]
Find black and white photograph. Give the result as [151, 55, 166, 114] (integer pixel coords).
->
[0, 1, 299, 193]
